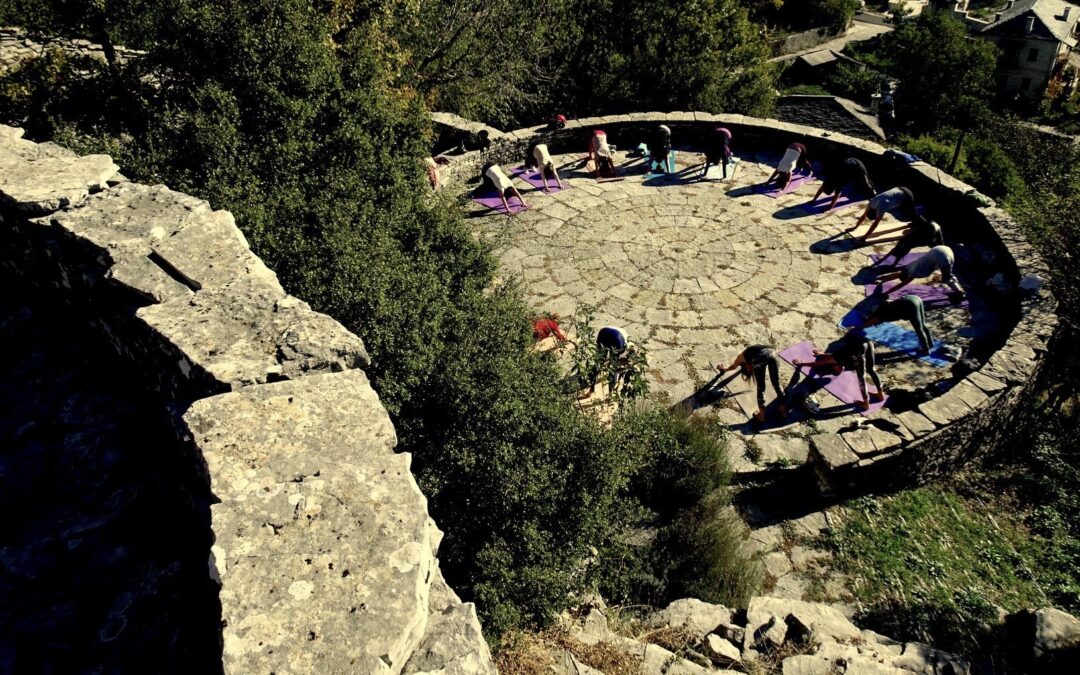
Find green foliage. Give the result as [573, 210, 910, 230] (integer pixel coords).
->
[824, 62, 881, 102]
[822, 489, 1052, 656]
[882, 9, 997, 133]
[3, 0, 756, 638]
[552, 0, 777, 119]
[598, 409, 759, 608]
[743, 0, 861, 32]
[568, 306, 650, 402]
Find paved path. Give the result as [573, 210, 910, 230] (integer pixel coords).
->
[770, 19, 893, 62]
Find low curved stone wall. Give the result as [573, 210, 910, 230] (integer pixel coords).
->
[0, 125, 494, 674]
[432, 110, 1058, 494]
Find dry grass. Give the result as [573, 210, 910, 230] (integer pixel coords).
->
[495, 625, 643, 675]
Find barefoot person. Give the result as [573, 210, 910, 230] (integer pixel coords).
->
[874, 245, 964, 297]
[701, 126, 733, 179]
[715, 345, 787, 422]
[874, 215, 943, 268]
[482, 162, 529, 216]
[647, 124, 673, 173]
[525, 142, 564, 191]
[765, 141, 810, 190]
[854, 186, 915, 241]
[812, 157, 875, 209]
[856, 295, 935, 353]
[588, 129, 616, 178]
[793, 333, 885, 411]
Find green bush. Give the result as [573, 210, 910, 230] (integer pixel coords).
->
[956, 136, 1027, 201]
[825, 62, 881, 102]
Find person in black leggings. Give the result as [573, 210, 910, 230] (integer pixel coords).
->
[716, 345, 787, 422]
[858, 294, 934, 353]
[793, 333, 884, 410]
[874, 215, 943, 269]
[812, 157, 875, 209]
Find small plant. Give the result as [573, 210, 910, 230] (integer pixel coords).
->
[568, 305, 650, 403]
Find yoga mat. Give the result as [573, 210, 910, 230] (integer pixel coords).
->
[755, 170, 815, 198]
[511, 167, 567, 193]
[645, 149, 676, 177]
[855, 323, 952, 367]
[869, 252, 921, 268]
[702, 157, 740, 182]
[800, 193, 864, 216]
[472, 191, 528, 215]
[721, 371, 799, 432]
[779, 340, 887, 415]
[864, 282, 970, 309]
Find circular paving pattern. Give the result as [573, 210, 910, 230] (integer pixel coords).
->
[464, 147, 997, 423]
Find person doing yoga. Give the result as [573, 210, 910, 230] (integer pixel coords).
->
[525, 142, 564, 191]
[875, 245, 964, 297]
[792, 333, 885, 411]
[766, 141, 810, 190]
[715, 345, 787, 422]
[701, 127, 733, 179]
[874, 215, 943, 269]
[588, 129, 616, 178]
[482, 162, 529, 216]
[647, 124, 673, 173]
[858, 295, 935, 353]
[812, 157, 875, 209]
[854, 186, 915, 241]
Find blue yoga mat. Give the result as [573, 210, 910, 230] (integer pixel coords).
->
[849, 322, 952, 368]
[645, 149, 676, 177]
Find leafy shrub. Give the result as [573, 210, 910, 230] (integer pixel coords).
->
[956, 136, 1026, 201]
[896, 134, 955, 169]
[825, 62, 881, 102]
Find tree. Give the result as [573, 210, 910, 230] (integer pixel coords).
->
[882, 8, 997, 134]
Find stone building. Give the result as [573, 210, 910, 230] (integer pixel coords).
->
[946, 0, 1080, 100]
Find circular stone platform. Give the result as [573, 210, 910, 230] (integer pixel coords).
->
[463, 147, 995, 422]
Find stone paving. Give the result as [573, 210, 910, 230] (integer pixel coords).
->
[463, 147, 998, 449]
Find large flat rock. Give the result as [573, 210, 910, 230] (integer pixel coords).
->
[183, 370, 437, 674]
[0, 125, 118, 214]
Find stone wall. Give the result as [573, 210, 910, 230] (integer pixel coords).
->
[0, 26, 143, 72]
[430, 111, 1058, 496]
[0, 125, 494, 674]
[770, 26, 845, 57]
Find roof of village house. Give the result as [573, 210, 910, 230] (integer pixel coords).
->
[981, 0, 1080, 47]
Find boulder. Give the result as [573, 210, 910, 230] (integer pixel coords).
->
[743, 596, 860, 654]
[0, 127, 118, 215]
[402, 601, 495, 675]
[651, 598, 732, 639]
[1033, 607, 1080, 659]
[704, 633, 742, 665]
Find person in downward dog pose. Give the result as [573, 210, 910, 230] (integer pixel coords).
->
[792, 333, 885, 411]
[647, 124, 673, 173]
[701, 126, 733, 179]
[525, 142, 565, 192]
[873, 215, 943, 269]
[874, 245, 964, 298]
[853, 186, 916, 241]
[812, 156, 875, 209]
[855, 295, 935, 353]
[481, 162, 529, 216]
[765, 141, 811, 190]
[588, 129, 616, 178]
[715, 344, 787, 422]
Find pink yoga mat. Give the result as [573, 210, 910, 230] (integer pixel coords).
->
[779, 340, 887, 416]
[757, 170, 815, 198]
[864, 281, 969, 308]
[472, 192, 529, 215]
[511, 167, 567, 193]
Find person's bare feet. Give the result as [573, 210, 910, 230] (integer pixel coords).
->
[855, 399, 870, 410]
[870, 391, 885, 403]
[753, 410, 766, 423]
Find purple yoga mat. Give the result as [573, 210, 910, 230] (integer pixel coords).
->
[511, 167, 567, 193]
[864, 281, 970, 308]
[756, 170, 815, 198]
[778, 340, 887, 416]
[472, 192, 529, 215]
[869, 252, 921, 268]
[801, 193, 864, 215]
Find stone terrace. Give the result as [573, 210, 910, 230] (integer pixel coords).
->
[438, 113, 1058, 492]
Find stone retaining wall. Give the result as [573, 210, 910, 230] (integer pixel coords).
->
[0, 125, 494, 674]
[0, 26, 144, 72]
[431, 110, 1058, 495]
[770, 26, 845, 57]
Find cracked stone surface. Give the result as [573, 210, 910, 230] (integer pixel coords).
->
[462, 147, 998, 440]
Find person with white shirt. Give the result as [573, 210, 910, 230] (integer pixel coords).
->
[482, 162, 529, 216]
[525, 142, 564, 191]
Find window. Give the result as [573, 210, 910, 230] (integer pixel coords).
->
[1021, 77, 1032, 91]
[1028, 47, 1039, 62]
